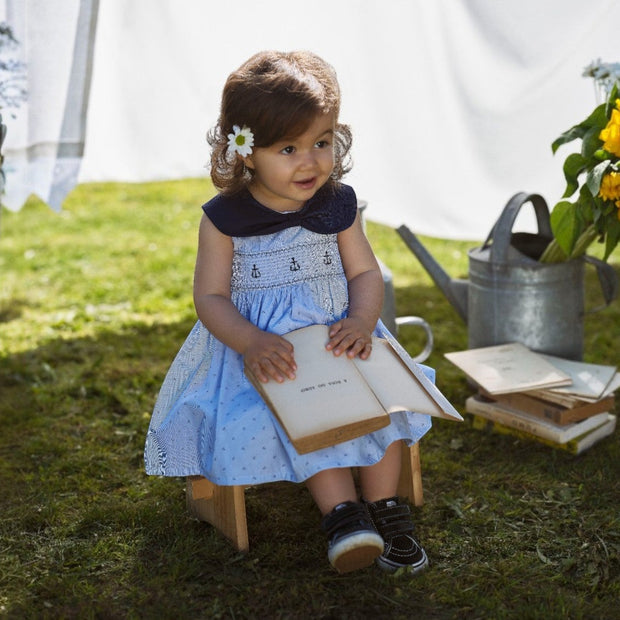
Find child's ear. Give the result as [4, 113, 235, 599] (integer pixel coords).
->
[242, 155, 255, 170]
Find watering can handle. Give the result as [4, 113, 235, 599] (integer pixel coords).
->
[584, 255, 619, 311]
[483, 192, 553, 263]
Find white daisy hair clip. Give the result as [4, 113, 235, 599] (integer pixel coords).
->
[227, 125, 254, 157]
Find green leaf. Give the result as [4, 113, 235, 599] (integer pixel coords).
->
[586, 159, 611, 196]
[551, 103, 608, 153]
[581, 125, 604, 160]
[605, 83, 619, 117]
[585, 102, 610, 129]
[561, 153, 587, 197]
[578, 184, 597, 223]
[592, 205, 604, 227]
[603, 213, 620, 260]
[552, 127, 587, 153]
[549, 200, 580, 255]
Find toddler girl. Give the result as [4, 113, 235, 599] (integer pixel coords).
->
[145, 50, 432, 575]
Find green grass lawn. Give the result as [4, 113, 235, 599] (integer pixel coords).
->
[1, 179, 618, 619]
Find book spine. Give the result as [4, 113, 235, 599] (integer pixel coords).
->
[525, 389, 582, 408]
[470, 415, 579, 454]
[466, 397, 562, 441]
[464, 397, 607, 443]
[471, 414, 616, 455]
[552, 395, 615, 424]
[483, 392, 565, 423]
[484, 392, 614, 425]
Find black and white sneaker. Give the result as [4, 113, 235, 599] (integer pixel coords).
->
[321, 501, 384, 573]
[365, 496, 429, 575]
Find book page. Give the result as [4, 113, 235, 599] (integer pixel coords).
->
[259, 325, 388, 440]
[603, 373, 620, 398]
[445, 342, 572, 394]
[538, 354, 617, 400]
[353, 338, 462, 420]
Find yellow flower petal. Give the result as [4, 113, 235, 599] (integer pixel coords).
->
[599, 171, 620, 201]
[599, 100, 620, 157]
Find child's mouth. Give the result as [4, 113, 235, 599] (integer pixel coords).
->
[294, 177, 317, 190]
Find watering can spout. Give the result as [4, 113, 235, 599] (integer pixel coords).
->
[397, 225, 469, 323]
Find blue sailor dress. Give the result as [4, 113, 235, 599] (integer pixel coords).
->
[144, 183, 432, 485]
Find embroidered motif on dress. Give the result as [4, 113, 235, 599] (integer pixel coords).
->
[232, 229, 344, 292]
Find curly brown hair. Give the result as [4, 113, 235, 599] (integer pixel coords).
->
[207, 50, 353, 195]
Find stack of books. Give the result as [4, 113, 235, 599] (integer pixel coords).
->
[445, 343, 618, 454]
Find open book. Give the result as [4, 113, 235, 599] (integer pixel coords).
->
[444, 342, 573, 394]
[530, 355, 617, 402]
[246, 324, 462, 454]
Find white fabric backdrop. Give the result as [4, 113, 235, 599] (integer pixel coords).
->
[1, 0, 98, 211]
[4, 0, 620, 239]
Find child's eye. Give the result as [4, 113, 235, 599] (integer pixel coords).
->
[280, 145, 296, 155]
[315, 140, 330, 149]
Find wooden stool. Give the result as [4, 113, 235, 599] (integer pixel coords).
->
[186, 441, 423, 552]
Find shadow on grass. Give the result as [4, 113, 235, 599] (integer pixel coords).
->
[0, 296, 29, 323]
[0, 280, 618, 618]
[0, 315, 455, 618]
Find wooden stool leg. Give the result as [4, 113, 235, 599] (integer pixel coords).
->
[186, 476, 249, 552]
[396, 442, 424, 506]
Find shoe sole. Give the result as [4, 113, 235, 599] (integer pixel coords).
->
[376, 552, 429, 575]
[329, 532, 384, 574]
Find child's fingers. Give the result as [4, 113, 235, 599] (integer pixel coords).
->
[344, 337, 371, 358]
[326, 317, 374, 358]
[245, 340, 297, 383]
[267, 351, 297, 381]
[333, 333, 358, 356]
[247, 356, 291, 383]
[327, 320, 344, 339]
[356, 341, 373, 360]
[246, 361, 271, 384]
[325, 321, 349, 352]
[260, 359, 288, 383]
[328, 331, 370, 358]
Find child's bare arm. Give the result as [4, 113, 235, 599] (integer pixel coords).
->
[327, 212, 384, 359]
[193, 215, 296, 382]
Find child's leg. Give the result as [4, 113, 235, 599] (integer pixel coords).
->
[361, 440, 428, 575]
[305, 439, 403, 514]
[358, 440, 402, 501]
[305, 467, 357, 515]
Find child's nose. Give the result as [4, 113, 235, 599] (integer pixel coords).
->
[298, 151, 318, 168]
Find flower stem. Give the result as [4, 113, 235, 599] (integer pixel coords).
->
[569, 225, 598, 258]
[539, 224, 598, 263]
[538, 239, 567, 263]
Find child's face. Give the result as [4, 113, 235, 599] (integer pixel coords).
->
[244, 112, 335, 212]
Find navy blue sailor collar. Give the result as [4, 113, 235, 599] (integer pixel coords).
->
[202, 182, 358, 237]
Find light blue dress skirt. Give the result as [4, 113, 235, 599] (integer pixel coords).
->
[144, 226, 432, 485]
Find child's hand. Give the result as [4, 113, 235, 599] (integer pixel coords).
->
[326, 317, 373, 360]
[243, 331, 297, 383]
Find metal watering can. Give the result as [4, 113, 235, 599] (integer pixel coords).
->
[397, 192, 618, 360]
